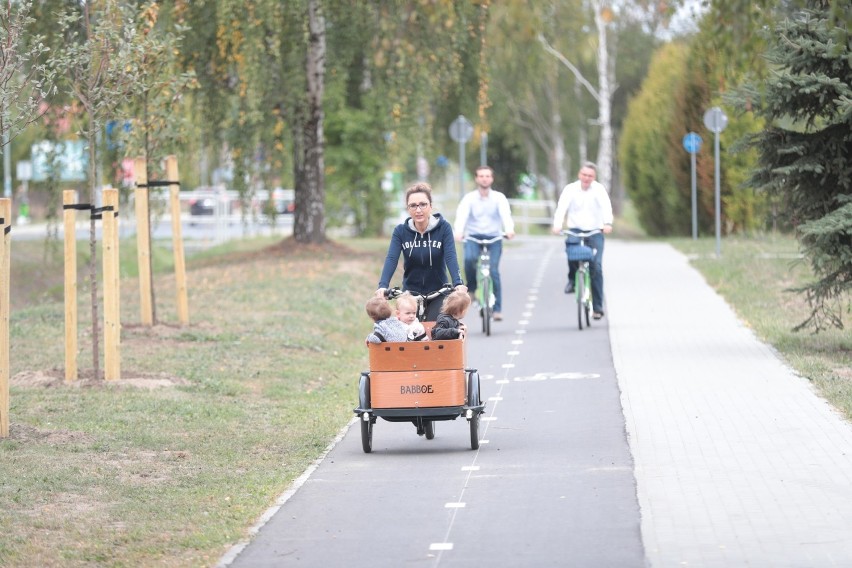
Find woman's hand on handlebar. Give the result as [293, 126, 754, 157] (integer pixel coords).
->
[454, 284, 468, 294]
[375, 288, 387, 298]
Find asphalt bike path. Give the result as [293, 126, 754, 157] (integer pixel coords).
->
[222, 236, 643, 567]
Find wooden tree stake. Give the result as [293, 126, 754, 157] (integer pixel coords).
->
[102, 188, 120, 380]
[133, 158, 154, 326]
[165, 156, 189, 325]
[63, 190, 78, 383]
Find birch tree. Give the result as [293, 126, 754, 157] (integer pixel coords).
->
[292, 0, 326, 243]
[538, 0, 617, 191]
[0, 0, 55, 150]
[48, 1, 139, 379]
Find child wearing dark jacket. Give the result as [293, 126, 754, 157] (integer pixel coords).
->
[365, 296, 409, 344]
[430, 290, 471, 340]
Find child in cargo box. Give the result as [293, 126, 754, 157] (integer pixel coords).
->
[394, 291, 428, 341]
[365, 296, 409, 345]
[431, 289, 470, 341]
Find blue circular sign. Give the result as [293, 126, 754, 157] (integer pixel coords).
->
[682, 132, 703, 154]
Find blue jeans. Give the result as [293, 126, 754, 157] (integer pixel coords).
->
[565, 231, 605, 313]
[464, 235, 504, 313]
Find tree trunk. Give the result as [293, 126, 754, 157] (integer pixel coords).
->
[592, 0, 614, 191]
[575, 80, 587, 167]
[293, 0, 326, 244]
[544, 60, 567, 198]
[87, 114, 100, 380]
[143, 94, 157, 324]
[548, 129, 567, 198]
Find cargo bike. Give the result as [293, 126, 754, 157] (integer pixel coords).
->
[354, 287, 486, 453]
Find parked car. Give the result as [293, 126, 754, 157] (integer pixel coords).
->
[189, 193, 217, 216]
[272, 188, 295, 214]
[189, 186, 227, 216]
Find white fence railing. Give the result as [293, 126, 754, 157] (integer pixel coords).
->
[125, 188, 294, 247]
[508, 199, 555, 234]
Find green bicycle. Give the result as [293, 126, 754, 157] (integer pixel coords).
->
[563, 229, 600, 330]
[464, 235, 504, 336]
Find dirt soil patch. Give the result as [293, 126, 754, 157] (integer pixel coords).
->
[11, 368, 188, 389]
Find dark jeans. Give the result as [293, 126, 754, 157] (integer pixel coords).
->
[464, 235, 504, 313]
[565, 231, 605, 313]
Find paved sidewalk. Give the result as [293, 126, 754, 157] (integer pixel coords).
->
[605, 241, 852, 567]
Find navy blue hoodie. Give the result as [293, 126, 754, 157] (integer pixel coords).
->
[378, 213, 463, 294]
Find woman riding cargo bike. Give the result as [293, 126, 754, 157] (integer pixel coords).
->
[357, 183, 485, 452]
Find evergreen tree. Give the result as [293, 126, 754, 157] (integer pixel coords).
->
[619, 42, 686, 236]
[729, 1, 850, 331]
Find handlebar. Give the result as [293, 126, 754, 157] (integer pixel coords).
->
[561, 229, 602, 238]
[464, 234, 506, 245]
[385, 284, 454, 301]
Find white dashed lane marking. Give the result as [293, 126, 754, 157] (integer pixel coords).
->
[428, 242, 557, 562]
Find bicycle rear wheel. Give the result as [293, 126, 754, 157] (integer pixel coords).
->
[584, 271, 592, 327]
[576, 272, 585, 330]
[424, 420, 435, 440]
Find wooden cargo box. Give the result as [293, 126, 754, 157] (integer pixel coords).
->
[367, 324, 466, 408]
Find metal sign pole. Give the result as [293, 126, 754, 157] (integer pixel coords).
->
[683, 132, 702, 240]
[682, 132, 702, 241]
[691, 151, 698, 240]
[449, 115, 474, 202]
[458, 140, 466, 201]
[714, 127, 721, 257]
[703, 107, 727, 258]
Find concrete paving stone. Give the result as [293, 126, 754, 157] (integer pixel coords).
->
[606, 241, 852, 567]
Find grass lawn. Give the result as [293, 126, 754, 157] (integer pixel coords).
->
[669, 234, 851, 419]
[2, 234, 388, 567]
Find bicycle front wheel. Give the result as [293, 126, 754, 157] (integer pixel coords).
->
[584, 272, 592, 327]
[576, 272, 585, 330]
[481, 277, 492, 336]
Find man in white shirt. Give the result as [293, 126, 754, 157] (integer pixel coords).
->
[551, 162, 613, 319]
[454, 165, 515, 321]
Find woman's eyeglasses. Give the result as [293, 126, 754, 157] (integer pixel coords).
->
[407, 202, 430, 211]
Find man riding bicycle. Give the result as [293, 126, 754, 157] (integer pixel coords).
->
[454, 165, 515, 321]
[551, 162, 613, 320]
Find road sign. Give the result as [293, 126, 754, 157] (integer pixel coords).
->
[449, 115, 473, 143]
[31, 140, 88, 182]
[16, 161, 32, 181]
[682, 132, 702, 154]
[703, 107, 728, 133]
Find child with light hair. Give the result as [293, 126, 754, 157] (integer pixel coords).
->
[395, 291, 428, 341]
[365, 296, 409, 344]
[430, 290, 471, 340]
